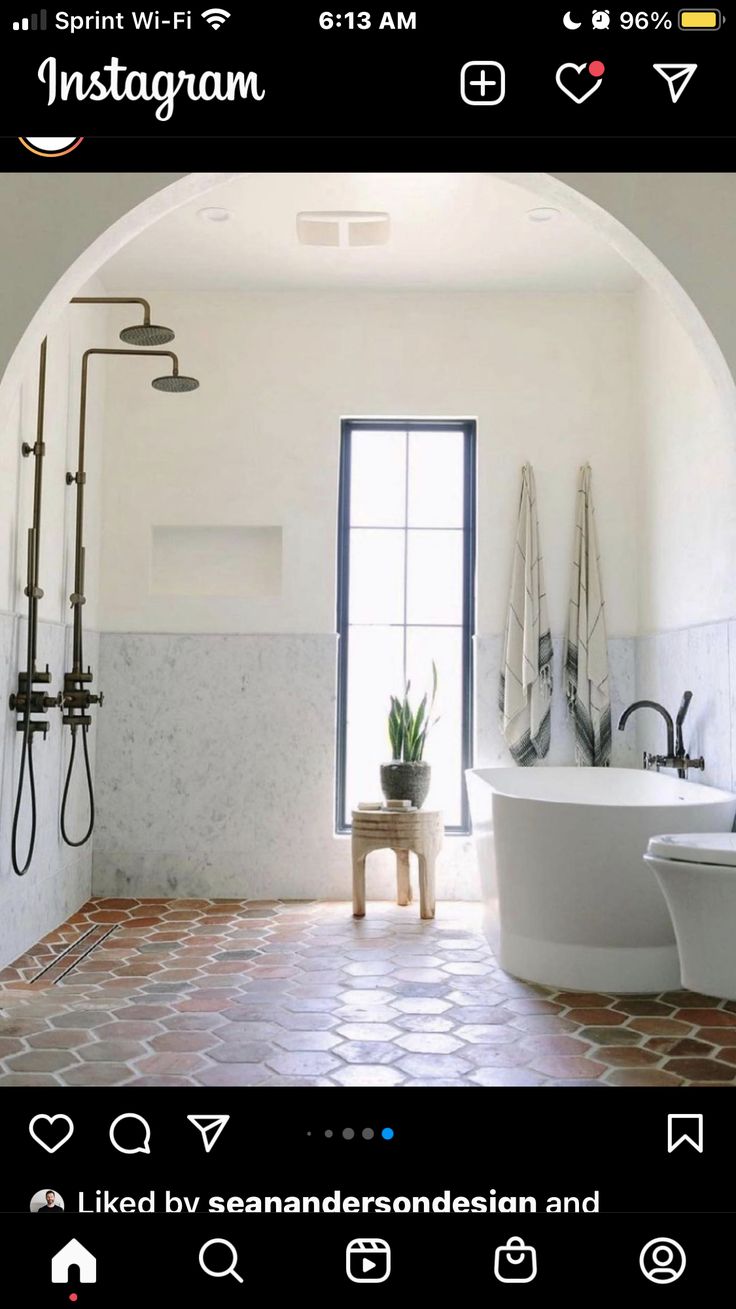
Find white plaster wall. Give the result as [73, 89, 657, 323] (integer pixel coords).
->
[97, 291, 640, 638]
[637, 285, 736, 634]
[631, 288, 736, 785]
[0, 172, 185, 400]
[2, 173, 736, 416]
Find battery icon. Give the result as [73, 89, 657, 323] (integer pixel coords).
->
[679, 9, 722, 27]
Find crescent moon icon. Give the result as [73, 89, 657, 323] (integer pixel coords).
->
[563, 10, 582, 27]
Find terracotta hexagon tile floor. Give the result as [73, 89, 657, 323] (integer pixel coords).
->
[1, 897, 736, 1087]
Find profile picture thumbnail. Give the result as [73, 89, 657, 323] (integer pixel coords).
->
[18, 137, 84, 158]
[30, 1188, 65, 1213]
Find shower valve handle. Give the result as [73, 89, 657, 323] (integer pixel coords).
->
[10, 689, 61, 714]
[17, 665, 52, 688]
[60, 675, 103, 713]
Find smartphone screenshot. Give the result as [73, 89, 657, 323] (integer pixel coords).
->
[0, 2, 733, 1298]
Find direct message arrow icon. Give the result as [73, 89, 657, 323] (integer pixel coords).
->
[187, 1114, 230, 1153]
[654, 64, 698, 104]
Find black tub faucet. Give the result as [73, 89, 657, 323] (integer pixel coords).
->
[618, 693, 705, 781]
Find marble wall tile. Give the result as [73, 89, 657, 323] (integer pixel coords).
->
[92, 632, 483, 903]
[475, 634, 637, 768]
[729, 622, 736, 792]
[637, 622, 733, 792]
[608, 637, 638, 766]
[0, 615, 97, 967]
[92, 630, 643, 905]
[4, 612, 731, 961]
[686, 623, 731, 791]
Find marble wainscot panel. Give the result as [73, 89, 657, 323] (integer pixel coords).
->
[636, 621, 732, 792]
[0, 616, 98, 968]
[475, 635, 638, 768]
[91, 633, 486, 900]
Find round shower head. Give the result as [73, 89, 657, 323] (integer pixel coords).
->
[151, 373, 200, 393]
[120, 323, 176, 346]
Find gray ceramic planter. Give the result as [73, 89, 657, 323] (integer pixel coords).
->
[380, 761, 431, 809]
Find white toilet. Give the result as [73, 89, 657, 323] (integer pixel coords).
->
[645, 833, 736, 1001]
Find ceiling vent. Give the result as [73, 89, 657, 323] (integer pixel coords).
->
[296, 210, 390, 248]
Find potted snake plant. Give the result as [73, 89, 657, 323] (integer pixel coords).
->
[380, 663, 439, 809]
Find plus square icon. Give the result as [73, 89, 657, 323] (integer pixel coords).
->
[461, 61, 506, 106]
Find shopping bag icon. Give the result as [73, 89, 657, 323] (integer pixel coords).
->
[494, 1236, 537, 1283]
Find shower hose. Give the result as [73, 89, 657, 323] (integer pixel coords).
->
[60, 722, 95, 848]
[11, 611, 37, 876]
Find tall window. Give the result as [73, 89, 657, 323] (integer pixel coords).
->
[336, 420, 476, 833]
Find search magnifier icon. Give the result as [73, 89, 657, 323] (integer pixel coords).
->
[199, 1238, 244, 1283]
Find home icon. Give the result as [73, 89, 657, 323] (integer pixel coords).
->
[51, 1238, 97, 1284]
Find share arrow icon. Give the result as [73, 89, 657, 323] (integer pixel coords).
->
[654, 64, 698, 104]
[187, 1114, 230, 1153]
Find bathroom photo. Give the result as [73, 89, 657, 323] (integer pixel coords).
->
[1, 170, 736, 1089]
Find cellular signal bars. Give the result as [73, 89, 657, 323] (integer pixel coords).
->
[12, 10, 47, 30]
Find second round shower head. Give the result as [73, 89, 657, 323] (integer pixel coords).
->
[151, 373, 200, 393]
[120, 323, 176, 347]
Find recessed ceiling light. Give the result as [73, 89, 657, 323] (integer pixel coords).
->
[527, 207, 561, 223]
[197, 207, 232, 223]
[297, 210, 390, 248]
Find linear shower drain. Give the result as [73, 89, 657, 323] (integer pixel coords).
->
[31, 924, 119, 985]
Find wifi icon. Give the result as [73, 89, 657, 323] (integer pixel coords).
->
[202, 7, 231, 29]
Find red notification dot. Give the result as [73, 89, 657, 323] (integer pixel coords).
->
[589, 61, 605, 78]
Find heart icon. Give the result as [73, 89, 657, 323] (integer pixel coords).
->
[29, 1113, 74, 1153]
[556, 61, 605, 104]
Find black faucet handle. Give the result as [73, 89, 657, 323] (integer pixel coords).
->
[676, 691, 693, 726]
[675, 691, 694, 759]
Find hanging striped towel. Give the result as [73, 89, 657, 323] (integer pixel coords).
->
[564, 463, 611, 767]
[499, 464, 552, 765]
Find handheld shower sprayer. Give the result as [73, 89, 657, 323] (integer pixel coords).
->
[60, 346, 199, 848]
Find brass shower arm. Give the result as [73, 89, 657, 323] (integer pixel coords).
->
[81, 346, 181, 373]
[70, 296, 176, 347]
[68, 347, 181, 671]
[68, 345, 195, 675]
[71, 295, 153, 324]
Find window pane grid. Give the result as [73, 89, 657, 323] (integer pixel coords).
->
[337, 420, 476, 834]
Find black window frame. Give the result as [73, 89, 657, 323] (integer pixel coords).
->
[335, 418, 477, 836]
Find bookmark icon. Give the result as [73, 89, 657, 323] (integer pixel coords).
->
[667, 1113, 703, 1153]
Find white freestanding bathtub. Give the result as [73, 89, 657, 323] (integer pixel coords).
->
[465, 767, 736, 993]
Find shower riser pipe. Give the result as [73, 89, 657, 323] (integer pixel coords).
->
[9, 338, 60, 876]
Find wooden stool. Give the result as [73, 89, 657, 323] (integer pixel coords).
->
[351, 809, 443, 920]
